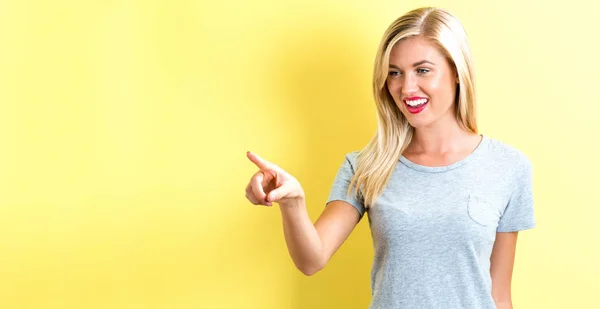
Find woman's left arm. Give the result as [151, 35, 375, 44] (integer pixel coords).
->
[490, 231, 519, 309]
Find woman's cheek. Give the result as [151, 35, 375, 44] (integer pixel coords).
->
[386, 83, 399, 99]
[426, 75, 442, 91]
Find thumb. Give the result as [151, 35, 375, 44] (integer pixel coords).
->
[267, 185, 290, 203]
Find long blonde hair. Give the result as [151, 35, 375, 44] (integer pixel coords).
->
[348, 7, 478, 210]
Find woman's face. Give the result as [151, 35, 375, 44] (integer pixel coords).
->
[386, 36, 458, 129]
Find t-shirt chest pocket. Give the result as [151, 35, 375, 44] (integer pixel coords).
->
[467, 195, 502, 227]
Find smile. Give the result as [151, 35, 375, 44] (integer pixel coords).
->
[403, 98, 429, 114]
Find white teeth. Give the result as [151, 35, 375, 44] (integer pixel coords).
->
[405, 99, 428, 106]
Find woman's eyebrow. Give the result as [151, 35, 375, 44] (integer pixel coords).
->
[389, 60, 435, 69]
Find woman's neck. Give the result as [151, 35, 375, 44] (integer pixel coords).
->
[407, 123, 477, 155]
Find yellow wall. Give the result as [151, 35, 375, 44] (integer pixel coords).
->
[0, 0, 598, 308]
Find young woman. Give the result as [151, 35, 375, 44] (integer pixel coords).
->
[245, 7, 535, 309]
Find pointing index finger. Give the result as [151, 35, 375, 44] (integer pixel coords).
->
[247, 151, 275, 171]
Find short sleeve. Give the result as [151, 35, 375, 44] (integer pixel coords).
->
[497, 157, 536, 232]
[326, 152, 366, 219]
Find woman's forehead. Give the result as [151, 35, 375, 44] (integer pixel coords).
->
[389, 37, 446, 66]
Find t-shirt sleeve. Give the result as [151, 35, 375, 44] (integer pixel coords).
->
[326, 153, 366, 219]
[497, 156, 536, 232]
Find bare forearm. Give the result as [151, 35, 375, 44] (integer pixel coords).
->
[494, 300, 513, 309]
[278, 198, 323, 275]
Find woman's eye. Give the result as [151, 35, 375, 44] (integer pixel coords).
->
[417, 68, 430, 74]
[389, 71, 400, 77]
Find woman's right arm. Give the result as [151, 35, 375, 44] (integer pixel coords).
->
[246, 151, 361, 276]
[279, 199, 360, 276]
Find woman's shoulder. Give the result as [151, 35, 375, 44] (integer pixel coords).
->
[344, 150, 361, 160]
[339, 150, 361, 169]
[483, 134, 532, 169]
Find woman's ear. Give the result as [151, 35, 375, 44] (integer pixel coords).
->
[453, 67, 459, 84]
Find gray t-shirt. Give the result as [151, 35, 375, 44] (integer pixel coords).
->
[326, 134, 536, 309]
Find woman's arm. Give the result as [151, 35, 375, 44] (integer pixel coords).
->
[279, 200, 360, 276]
[245, 152, 361, 276]
[490, 231, 519, 309]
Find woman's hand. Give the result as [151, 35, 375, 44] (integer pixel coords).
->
[245, 151, 306, 207]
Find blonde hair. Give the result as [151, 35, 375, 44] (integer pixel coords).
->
[348, 7, 478, 210]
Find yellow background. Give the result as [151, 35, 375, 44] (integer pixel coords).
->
[0, 0, 598, 308]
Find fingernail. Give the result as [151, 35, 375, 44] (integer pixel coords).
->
[266, 202, 272, 206]
[270, 194, 276, 201]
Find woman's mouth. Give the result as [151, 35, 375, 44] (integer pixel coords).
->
[404, 98, 428, 114]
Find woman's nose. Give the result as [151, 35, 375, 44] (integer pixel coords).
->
[401, 74, 418, 95]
